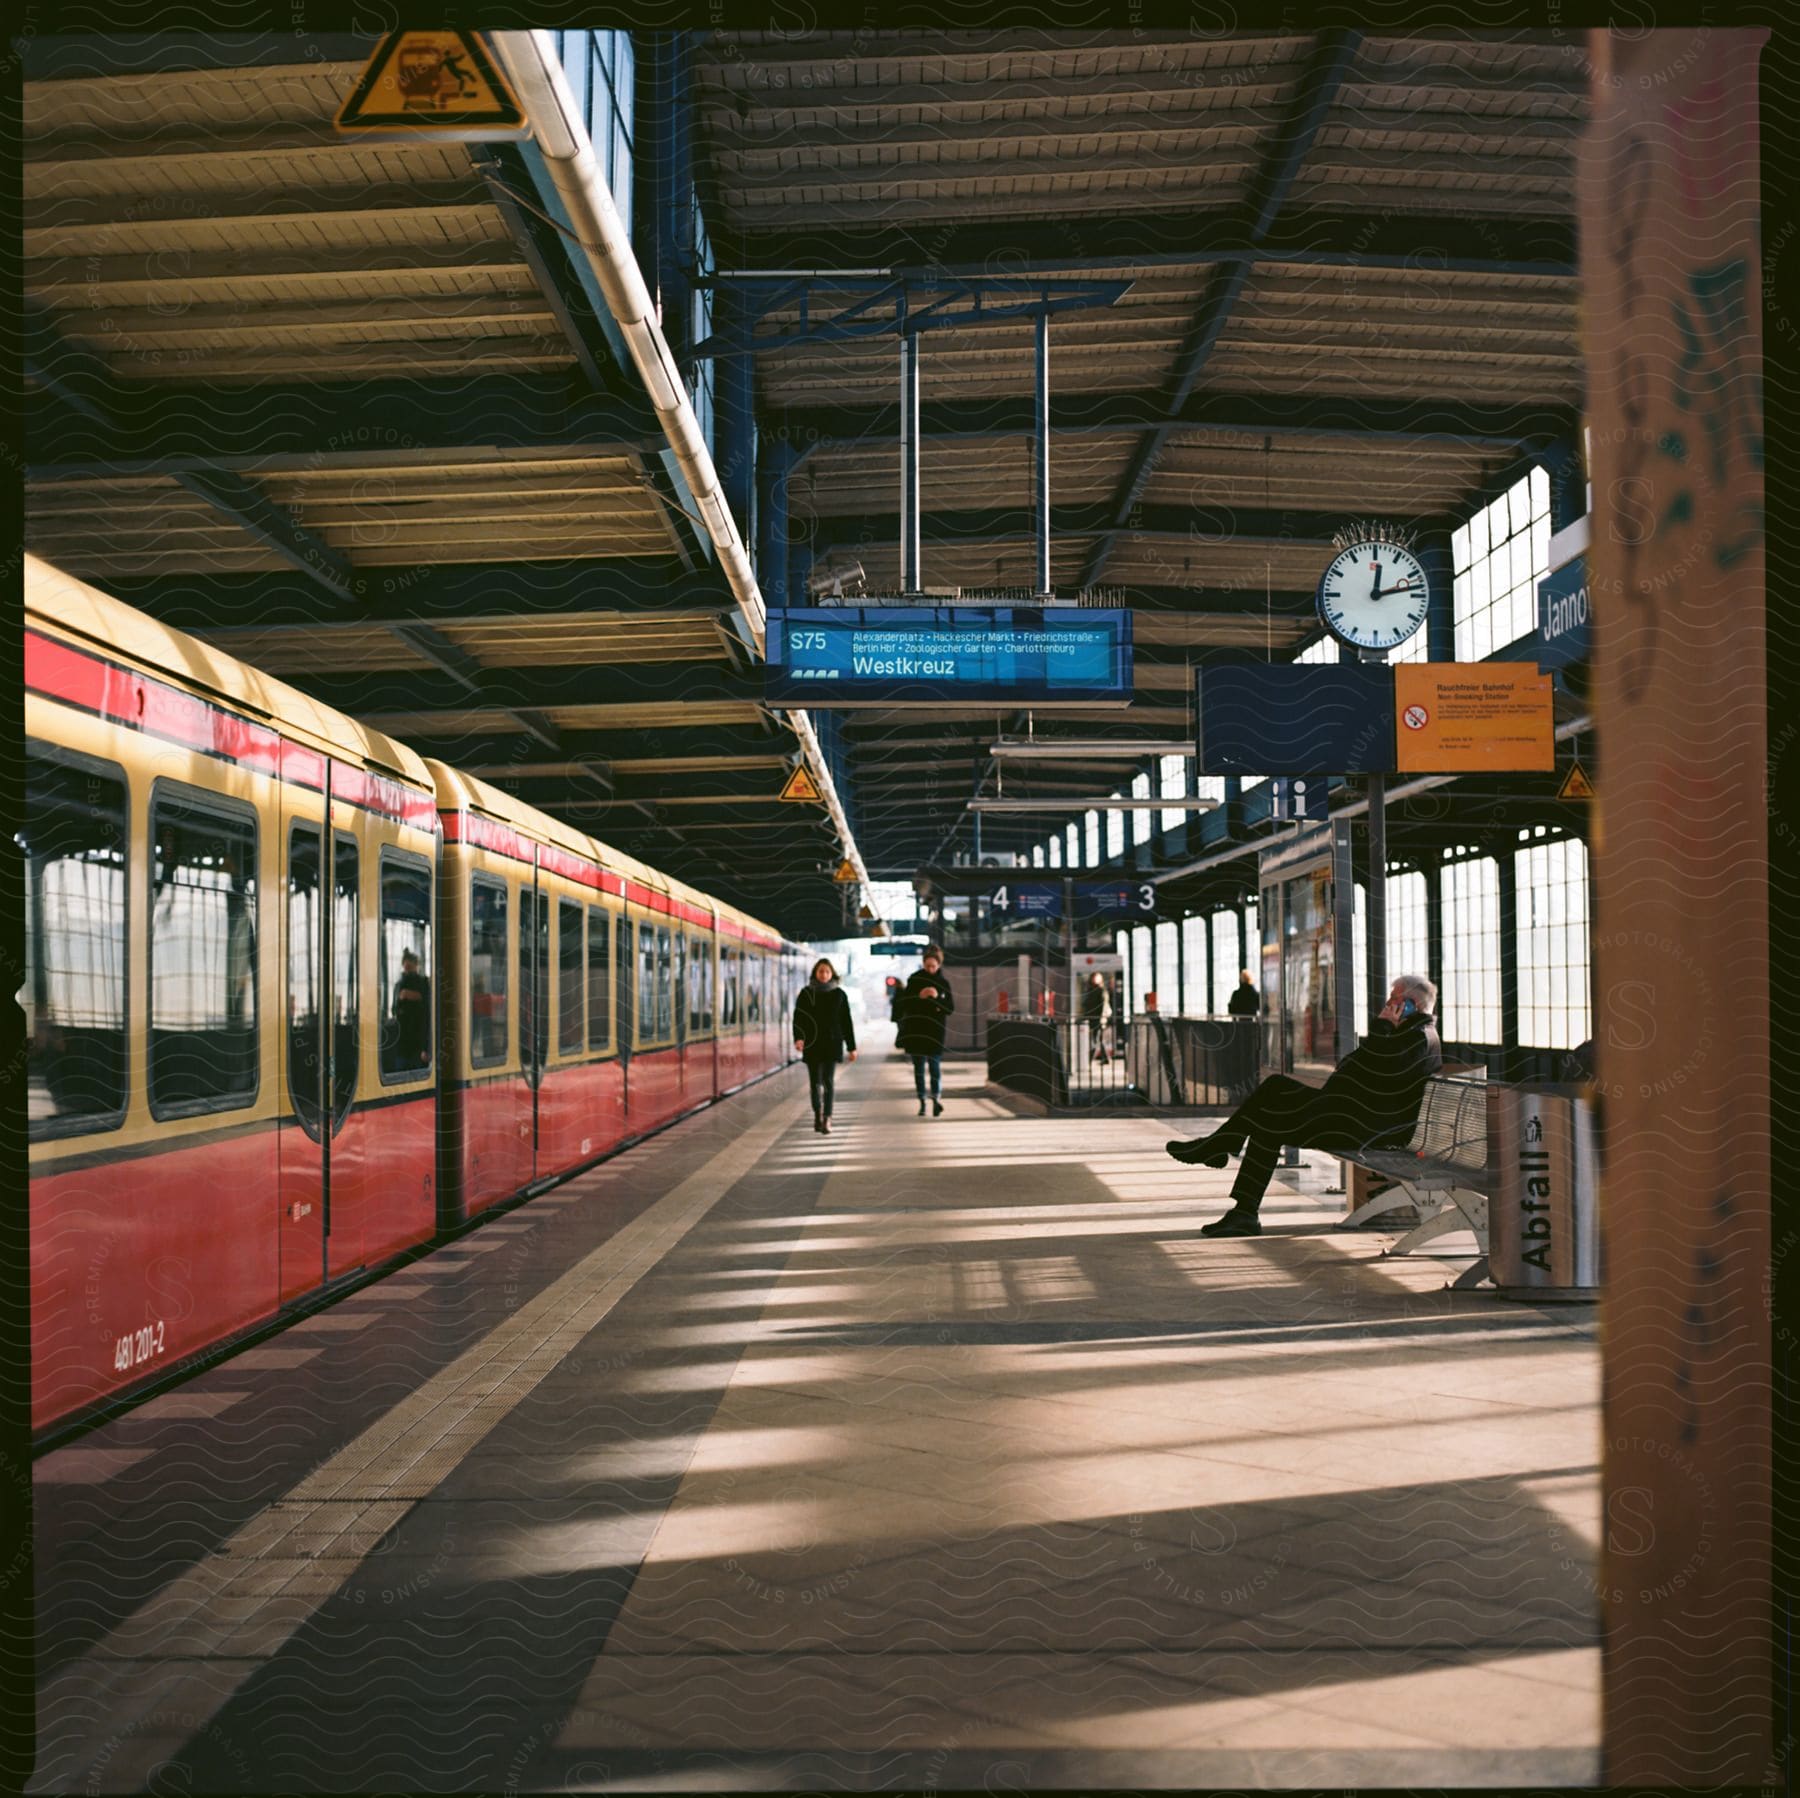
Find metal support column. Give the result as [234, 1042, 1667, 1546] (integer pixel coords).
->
[899, 299, 921, 593]
[1497, 848, 1520, 1080]
[1033, 309, 1051, 596]
[1359, 646, 1388, 1026]
[1419, 528, 1456, 664]
[714, 285, 755, 541]
[755, 437, 795, 609]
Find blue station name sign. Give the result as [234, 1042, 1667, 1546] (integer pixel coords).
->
[1536, 556, 1590, 670]
[765, 606, 1133, 707]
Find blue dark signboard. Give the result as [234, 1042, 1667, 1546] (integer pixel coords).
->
[1197, 664, 1397, 775]
[1003, 881, 1064, 918]
[1537, 557, 1590, 669]
[989, 879, 1158, 922]
[766, 606, 1133, 706]
[1271, 776, 1331, 822]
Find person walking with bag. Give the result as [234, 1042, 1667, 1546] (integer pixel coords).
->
[793, 957, 856, 1134]
[897, 946, 955, 1117]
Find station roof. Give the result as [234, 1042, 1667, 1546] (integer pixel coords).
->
[22, 28, 1588, 912]
[696, 27, 1584, 875]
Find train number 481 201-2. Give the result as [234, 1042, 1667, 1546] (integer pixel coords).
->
[113, 1320, 166, 1373]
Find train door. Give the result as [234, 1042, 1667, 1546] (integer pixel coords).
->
[517, 864, 549, 1182]
[279, 805, 360, 1296]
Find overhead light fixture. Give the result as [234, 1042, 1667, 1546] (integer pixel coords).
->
[967, 797, 1221, 813]
[988, 739, 1198, 759]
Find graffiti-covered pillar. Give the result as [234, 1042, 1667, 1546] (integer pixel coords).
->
[1580, 26, 1771, 1787]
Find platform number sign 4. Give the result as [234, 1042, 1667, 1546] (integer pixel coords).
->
[1317, 540, 1430, 653]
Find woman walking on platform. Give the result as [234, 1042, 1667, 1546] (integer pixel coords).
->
[793, 958, 856, 1134]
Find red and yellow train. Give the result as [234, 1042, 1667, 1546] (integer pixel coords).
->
[22, 554, 809, 1435]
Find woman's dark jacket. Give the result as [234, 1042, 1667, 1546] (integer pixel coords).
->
[1319, 1012, 1443, 1144]
[896, 967, 955, 1057]
[792, 981, 856, 1065]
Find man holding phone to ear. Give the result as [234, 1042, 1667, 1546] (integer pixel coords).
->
[1166, 974, 1442, 1237]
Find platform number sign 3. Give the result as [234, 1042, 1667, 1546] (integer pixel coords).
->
[1317, 540, 1431, 653]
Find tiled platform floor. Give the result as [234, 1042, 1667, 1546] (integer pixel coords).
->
[31, 1041, 1602, 1791]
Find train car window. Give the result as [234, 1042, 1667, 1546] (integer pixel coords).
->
[745, 952, 763, 1026]
[287, 824, 324, 1133]
[331, 836, 359, 1121]
[379, 851, 433, 1081]
[720, 945, 738, 1031]
[519, 887, 549, 1074]
[686, 933, 705, 1036]
[656, 926, 673, 1041]
[148, 784, 259, 1117]
[23, 743, 129, 1138]
[636, 921, 655, 1046]
[586, 907, 611, 1051]
[700, 940, 715, 1033]
[557, 897, 584, 1054]
[673, 930, 688, 1044]
[469, 876, 509, 1067]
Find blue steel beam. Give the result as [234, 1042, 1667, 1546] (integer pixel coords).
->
[775, 393, 1576, 460]
[806, 502, 1345, 551]
[720, 210, 1576, 282]
[1079, 29, 1363, 592]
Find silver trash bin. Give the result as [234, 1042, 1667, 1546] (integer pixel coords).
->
[1487, 1083, 1600, 1301]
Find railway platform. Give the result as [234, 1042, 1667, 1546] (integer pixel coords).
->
[31, 1038, 1602, 1793]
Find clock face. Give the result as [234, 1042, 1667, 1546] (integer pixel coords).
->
[1316, 541, 1431, 653]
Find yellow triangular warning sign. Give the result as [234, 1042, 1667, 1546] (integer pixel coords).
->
[778, 764, 823, 804]
[858, 904, 875, 918]
[336, 32, 530, 138]
[833, 859, 859, 884]
[1557, 762, 1596, 801]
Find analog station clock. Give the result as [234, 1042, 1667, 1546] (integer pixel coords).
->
[1316, 539, 1430, 654]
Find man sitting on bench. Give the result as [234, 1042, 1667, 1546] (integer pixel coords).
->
[1166, 974, 1443, 1238]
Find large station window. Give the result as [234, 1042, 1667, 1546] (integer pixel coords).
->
[586, 907, 611, 1051]
[1211, 911, 1241, 1013]
[149, 786, 258, 1116]
[1441, 854, 1502, 1044]
[1517, 833, 1592, 1050]
[1159, 754, 1186, 834]
[380, 852, 433, 1080]
[1154, 920, 1178, 1002]
[1453, 466, 1551, 662]
[23, 745, 129, 1136]
[1180, 915, 1207, 1015]
[1048, 835, 1062, 869]
[557, 897, 584, 1055]
[1107, 801, 1126, 860]
[1351, 868, 1431, 1039]
[469, 877, 509, 1066]
[1131, 771, 1152, 846]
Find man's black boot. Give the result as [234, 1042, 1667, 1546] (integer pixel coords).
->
[1166, 1133, 1232, 1167]
[1200, 1207, 1262, 1238]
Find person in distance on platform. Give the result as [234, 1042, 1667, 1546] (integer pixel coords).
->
[898, 945, 955, 1117]
[1227, 970, 1260, 1017]
[1081, 970, 1114, 1063]
[1167, 974, 1443, 1238]
[793, 958, 856, 1135]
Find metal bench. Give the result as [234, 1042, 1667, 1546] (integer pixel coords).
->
[1335, 1074, 1494, 1289]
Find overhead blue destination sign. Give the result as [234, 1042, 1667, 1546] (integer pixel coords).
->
[992, 879, 1157, 921]
[765, 607, 1133, 707]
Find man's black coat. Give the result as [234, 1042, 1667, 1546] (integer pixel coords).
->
[1317, 1011, 1444, 1142]
[896, 966, 955, 1057]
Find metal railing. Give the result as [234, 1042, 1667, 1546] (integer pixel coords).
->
[987, 1014, 1259, 1109]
